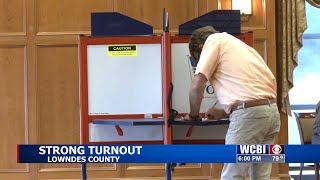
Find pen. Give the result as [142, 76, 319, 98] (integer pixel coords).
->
[212, 101, 218, 108]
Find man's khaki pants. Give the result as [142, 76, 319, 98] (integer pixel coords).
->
[221, 103, 281, 180]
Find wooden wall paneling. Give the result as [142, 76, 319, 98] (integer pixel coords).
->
[198, 0, 209, 16]
[122, 163, 164, 177]
[36, 45, 80, 172]
[0, 173, 30, 180]
[27, 0, 41, 179]
[249, 30, 268, 61]
[210, 163, 224, 179]
[265, 0, 277, 76]
[35, 44, 118, 178]
[163, 0, 198, 33]
[218, 0, 231, 10]
[122, 163, 211, 177]
[35, 0, 113, 35]
[0, 46, 28, 172]
[198, 0, 220, 17]
[278, 115, 290, 180]
[171, 164, 210, 177]
[114, 0, 198, 34]
[254, 39, 267, 62]
[241, 0, 267, 30]
[37, 166, 120, 180]
[109, 0, 163, 34]
[0, 0, 26, 35]
[218, 0, 266, 31]
[207, 0, 219, 12]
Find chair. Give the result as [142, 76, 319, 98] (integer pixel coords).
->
[294, 112, 319, 180]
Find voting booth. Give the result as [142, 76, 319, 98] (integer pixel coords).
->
[170, 10, 252, 143]
[170, 32, 253, 142]
[79, 13, 165, 145]
[79, 10, 253, 180]
[79, 12, 172, 180]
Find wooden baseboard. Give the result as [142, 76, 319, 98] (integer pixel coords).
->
[45, 177, 212, 180]
[279, 173, 292, 180]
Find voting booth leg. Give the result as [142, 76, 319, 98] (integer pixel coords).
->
[81, 163, 87, 180]
[165, 163, 172, 180]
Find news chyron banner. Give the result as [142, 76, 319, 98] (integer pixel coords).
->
[17, 144, 320, 163]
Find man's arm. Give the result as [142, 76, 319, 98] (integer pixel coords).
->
[189, 73, 207, 117]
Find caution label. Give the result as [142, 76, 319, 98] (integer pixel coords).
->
[107, 45, 137, 56]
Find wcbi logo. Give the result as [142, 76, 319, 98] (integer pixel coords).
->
[237, 144, 285, 155]
[238, 145, 268, 154]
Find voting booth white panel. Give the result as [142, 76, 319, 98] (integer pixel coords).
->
[87, 44, 162, 115]
[89, 123, 163, 142]
[171, 43, 228, 140]
[86, 43, 163, 142]
[173, 125, 227, 140]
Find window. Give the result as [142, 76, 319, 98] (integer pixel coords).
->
[288, 2, 320, 167]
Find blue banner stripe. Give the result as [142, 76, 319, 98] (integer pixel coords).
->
[285, 145, 320, 163]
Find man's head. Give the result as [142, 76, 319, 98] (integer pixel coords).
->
[189, 26, 219, 62]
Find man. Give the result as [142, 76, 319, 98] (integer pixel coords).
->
[184, 26, 281, 180]
[312, 100, 320, 144]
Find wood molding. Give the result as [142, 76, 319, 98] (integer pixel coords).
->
[38, 164, 117, 172]
[23, 0, 27, 35]
[0, 168, 29, 173]
[26, 2, 38, 180]
[125, 165, 164, 171]
[35, 35, 79, 45]
[278, 113, 291, 179]
[36, 177, 212, 180]
[0, 32, 26, 36]
[279, 173, 292, 180]
[0, 36, 26, 45]
[36, 31, 91, 36]
[125, 164, 202, 171]
[266, 0, 277, 76]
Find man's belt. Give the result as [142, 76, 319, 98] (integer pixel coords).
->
[231, 99, 276, 112]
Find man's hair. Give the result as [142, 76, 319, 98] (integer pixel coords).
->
[189, 26, 219, 53]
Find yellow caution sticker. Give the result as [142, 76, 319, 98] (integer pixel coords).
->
[107, 45, 137, 56]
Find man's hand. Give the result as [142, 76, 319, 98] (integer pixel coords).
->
[183, 114, 202, 121]
[205, 108, 228, 120]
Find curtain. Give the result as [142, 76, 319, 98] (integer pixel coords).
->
[276, 0, 307, 115]
[306, 0, 320, 8]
